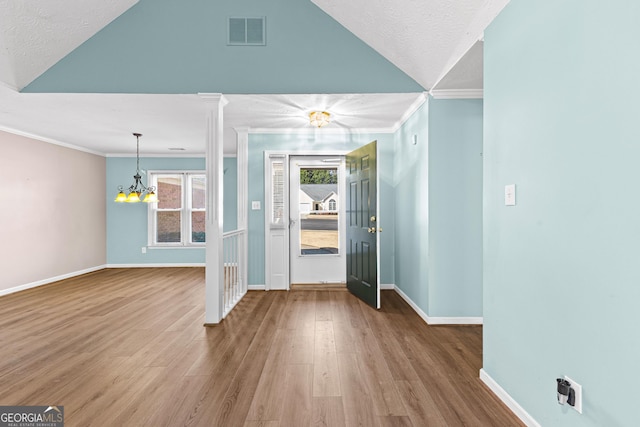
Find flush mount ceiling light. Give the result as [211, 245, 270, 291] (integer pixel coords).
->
[114, 133, 158, 203]
[309, 111, 330, 128]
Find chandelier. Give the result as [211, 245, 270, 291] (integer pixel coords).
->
[309, 111, 330, 128]
[114, 133, 158, 203]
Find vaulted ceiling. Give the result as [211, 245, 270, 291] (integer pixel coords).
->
[0, 0, 138, 90]
[0, 0, 509, 154]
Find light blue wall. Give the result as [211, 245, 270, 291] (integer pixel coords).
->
[394, 101, 430, 309]
[428, 98, 483, 316]
[24, 0, 422, 93]
[247, 132, 396, 286]
[107, 156, 238, 264]
[393, 98, 483, 318]
[484, 1, 640, 425]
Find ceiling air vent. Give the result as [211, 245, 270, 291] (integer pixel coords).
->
[228, 17, 266, 46]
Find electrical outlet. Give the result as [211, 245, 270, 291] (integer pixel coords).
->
[565, 376, 582, 414]
[141, 247, 147, 254]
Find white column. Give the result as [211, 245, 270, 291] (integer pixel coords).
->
[201, 93, 227, 325]
[235, 127, 249, 293]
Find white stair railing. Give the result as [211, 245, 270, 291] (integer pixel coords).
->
[222, 228, 247, 317]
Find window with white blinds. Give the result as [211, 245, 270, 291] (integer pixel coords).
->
[270, 158, 285, 227]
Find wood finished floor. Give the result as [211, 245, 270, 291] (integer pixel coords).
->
[0, 268, 523, 426]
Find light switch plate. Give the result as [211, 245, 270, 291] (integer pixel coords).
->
[252, 201, 261, 210]
[505, 184, 516, 206]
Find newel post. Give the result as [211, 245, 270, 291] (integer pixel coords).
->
[201, 93, 227, 325]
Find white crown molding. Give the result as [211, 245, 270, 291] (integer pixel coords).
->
[0, 80, 19, 91]
[106, 152, 207, 158]
[389, 92, 428, 132]
[429, 89, 484, 99]
[248, 93, 428, 135]
[248, 126, 396, 135]
[480, 369, 541, 427]
[198, 92, 229, 107]
[393, 285, 483, 325]
[0, 125, 106, 156]
[0, 265, 106, 297]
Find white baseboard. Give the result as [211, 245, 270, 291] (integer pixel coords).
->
[0, 265, 107, 297]
[106, 263, 205, 268]
[393, 286, 483, 325]
[426, 316, 483, 325]
[380, 283, 395, 290]
[248, 284, 266, 291]
[479, 369, 540, 427]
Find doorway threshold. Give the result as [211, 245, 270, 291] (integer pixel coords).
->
[290, 283, 347, 291]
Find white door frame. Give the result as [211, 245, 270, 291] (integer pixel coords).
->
[264, 150, 349, 291]
[289, 155, 346, 285]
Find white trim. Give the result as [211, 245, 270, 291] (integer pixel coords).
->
[107, 153, 206, 158]
[200, 93, 227, 325]
[393, 286, 483, 325]
[266, 149, 351, 157]
[236, 127, 249, 299]
[0, 80, 19, 91]
[264, 152, 290, 291]
[147, 170, 206, 248]
[249, 127, 396, 135]
[248, 284, 266, 291]
[106, 263, 205, 268]
[0, 265, 106, 297]
[429, 89, 484, 99]
[389, 92, 428, 132]
[248, 93, 426, 135]
[375, 141, 381, 309]
[394, 285, 430, 324]
[480, 369, 541, 427]
[147, 246, 205, 250]
[0, 125, 106, 156]
[380, 283, 395, 290]
[427, 316, 483, 325]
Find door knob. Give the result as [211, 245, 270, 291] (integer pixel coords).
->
[368, 227, 376, 233]
[370, 216, 376, 222]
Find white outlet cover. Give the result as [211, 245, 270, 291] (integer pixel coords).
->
[252, 201, 261, 210]
[565, 375, 583, 414]
[505, 184, 516, 206]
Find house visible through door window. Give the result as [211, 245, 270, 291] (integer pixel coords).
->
[299, 167, 339, 255]
[148, 171, 206, 246]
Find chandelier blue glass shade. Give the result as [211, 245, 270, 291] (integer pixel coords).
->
[114, 133, 158, 203]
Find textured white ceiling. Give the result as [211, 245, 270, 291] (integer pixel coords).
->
[0, 0, 511, 157]
[0, 87, 425, 155]
[434, 41, 484, 90]
[434, 0, 510, 89]
[0, 0, 138, 90]
[311, 0, 477, 90]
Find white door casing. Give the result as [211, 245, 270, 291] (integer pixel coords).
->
[289, 156, 346, 285]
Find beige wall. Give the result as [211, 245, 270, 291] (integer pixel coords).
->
[0, 130, 106, 292]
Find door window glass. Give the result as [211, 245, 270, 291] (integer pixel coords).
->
[299, 167, 339, 255]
